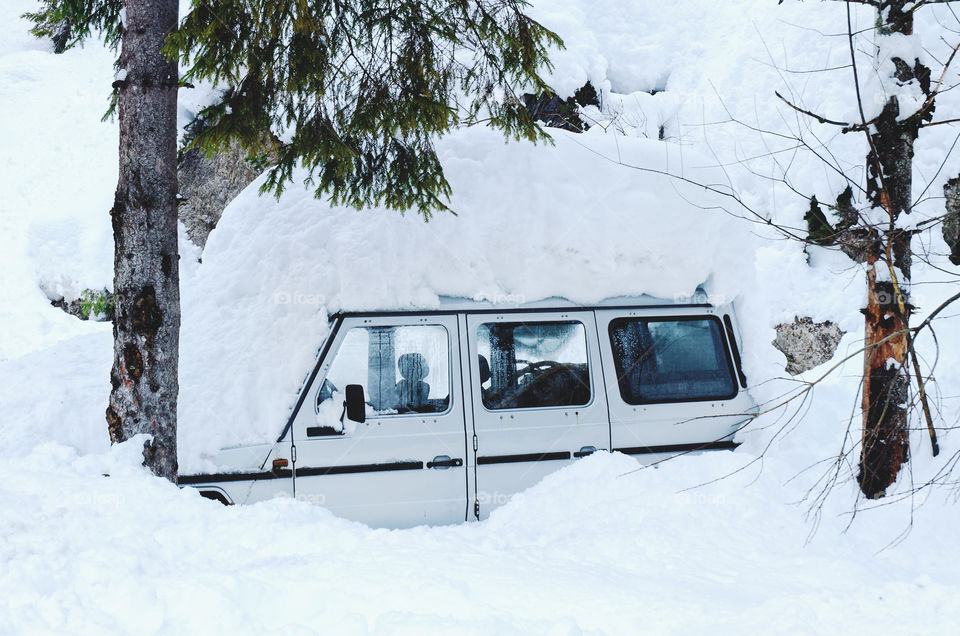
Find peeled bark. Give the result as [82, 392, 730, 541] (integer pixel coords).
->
[856, 1, 919, 499]
[858, 263, 910, 498]
[106, 0, 180, 481]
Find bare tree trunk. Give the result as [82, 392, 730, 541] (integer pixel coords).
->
[857, 1, 921, 498]
[859, 260, 910, 498]
[105, 0, 180, 481]
[944, 177, 960, 266]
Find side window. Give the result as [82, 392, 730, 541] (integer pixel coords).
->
[317, 324, 451, 416]
[476, 320, 591, 410]
[609, 317, 737, 404]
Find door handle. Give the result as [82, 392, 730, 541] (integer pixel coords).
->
[306, 425, 345, 437]
[574, 446, 597, 458]
[427, 455, 463, 469]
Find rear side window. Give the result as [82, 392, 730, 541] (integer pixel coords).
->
[609, 317, 737, 404]
[476, 320, 591, 410]
[318, 324, 451, 416]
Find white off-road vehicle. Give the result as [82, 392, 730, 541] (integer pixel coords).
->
[180, 294, 754, 528]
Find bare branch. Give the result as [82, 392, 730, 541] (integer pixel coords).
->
[774, 90, 852, 127]
[919, 117, 960, 127]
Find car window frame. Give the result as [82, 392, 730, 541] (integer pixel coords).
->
[474, 318, 595, 413]
[607, 314, 739, 406]
[315, 321, 455, 419]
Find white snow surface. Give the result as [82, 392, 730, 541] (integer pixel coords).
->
[4, 0, 960, 632]
[4, 439, 960, 634]
[0, 1, 117, 360]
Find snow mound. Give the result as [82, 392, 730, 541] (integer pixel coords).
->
[0, 330, 113, 458]
[177, 127, 757, 468]
[3, 443, 959, 634]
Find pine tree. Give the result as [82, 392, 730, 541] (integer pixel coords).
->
[26, 0, 561, 481]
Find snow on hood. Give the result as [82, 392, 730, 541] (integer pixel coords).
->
[177, 126, 757, 470]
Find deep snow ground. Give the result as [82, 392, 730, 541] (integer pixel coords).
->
[3, 0, 960, 633]
[3, 440, 960, 634]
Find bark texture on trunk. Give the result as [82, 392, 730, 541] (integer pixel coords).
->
[943, 177, 960, 266]
[857, 2, 919, 499]
[858, 263, 910, 498]
[106, 0, 180, 481]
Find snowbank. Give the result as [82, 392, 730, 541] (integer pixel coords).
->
[3, 441, 959, 633]
[6, 351, 958, 634]
[0, 329, 112, 458]
[0, 0, 117, 360]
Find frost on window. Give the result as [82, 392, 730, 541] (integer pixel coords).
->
[317, 325, 450, 416]
[609, 317, 736, 404]
[476, 321, 590, 410]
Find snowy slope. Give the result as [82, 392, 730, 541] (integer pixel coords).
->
[3, 0, 960, 632]
[0, 0, 116, 360]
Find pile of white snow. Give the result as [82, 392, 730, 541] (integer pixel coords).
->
[3, 439, 960, 634]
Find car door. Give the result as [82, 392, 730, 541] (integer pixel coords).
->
[291, 314, 470, 528]
[595, 306, 753, 458]
[465, 311, 610, 518]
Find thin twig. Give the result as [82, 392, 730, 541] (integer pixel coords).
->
[774, 90, 851, 127]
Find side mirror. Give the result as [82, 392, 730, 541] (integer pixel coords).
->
[343, 384, 366, 423]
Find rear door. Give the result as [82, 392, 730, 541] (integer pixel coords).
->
[595, 306, 753, 458]
[465, 311, 610, 518]
[291, 314, 470, 528]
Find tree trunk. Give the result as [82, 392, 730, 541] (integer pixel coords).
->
[857, 102, 914, 499]
[943, 177, 960, 266]
[105, 0, 180, 481]
[857, 1, 918, 498]
[858, 261, 910, 498]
